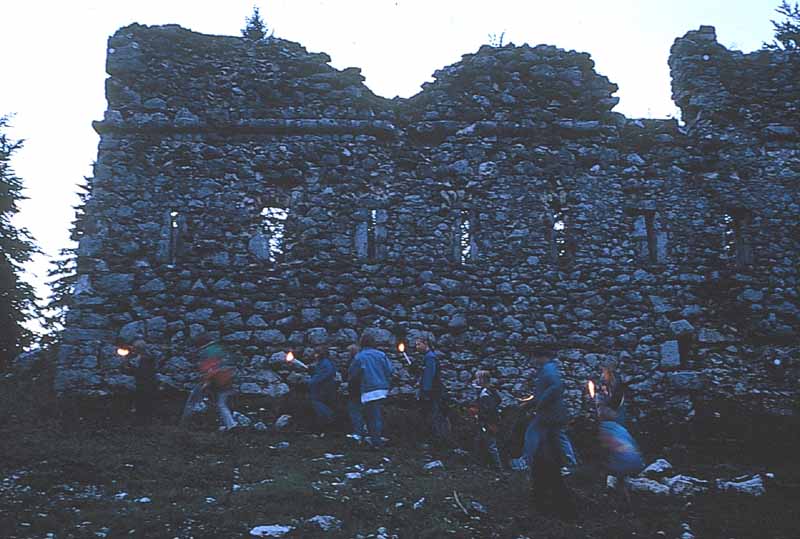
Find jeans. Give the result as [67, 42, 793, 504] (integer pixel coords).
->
[421, 398, 450, 442]
[215, 389, 236, 429]
[181, 383, 235, 429]
[559, 431, 579, 467]
[523, 417, 577, 468]
[347, 400, 366, 435]
[311, 399, 334, 425]
[363, 399, 385, 446]
[474, 426, 502, 470]
[522, 416, 545, 467]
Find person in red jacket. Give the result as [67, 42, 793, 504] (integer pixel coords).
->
[181, 336, 236, 430]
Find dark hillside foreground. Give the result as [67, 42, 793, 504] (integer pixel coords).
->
[1, 367, 798, 539]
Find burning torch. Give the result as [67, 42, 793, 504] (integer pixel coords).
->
[285, 351, 308, 370]
[398, 342, 412, 365]
[587, 379, 599, 415]
[116, 346, 131, 358]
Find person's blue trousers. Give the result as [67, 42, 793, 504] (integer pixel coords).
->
[347, 400, 366, 435]
[363, 399, 385, 446]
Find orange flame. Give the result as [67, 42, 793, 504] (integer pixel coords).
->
[518, 395, 535, 402]
[285, 351, 294, 362]
[398, 342, 405, 353]
[116, 347, 131, 357]
[588, 380, 596, 399]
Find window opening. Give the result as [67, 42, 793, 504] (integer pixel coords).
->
[722, 213, 736, 259]
[261, 206, 288, 262]
[645, 212, 658, 263]
[367, 209, 377, 259]
[169, 210, 179, 266]
[460, 210, 472, 263]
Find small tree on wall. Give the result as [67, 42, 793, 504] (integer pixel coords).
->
[764, 1, 800, 50]
[242, 5, 269, 41]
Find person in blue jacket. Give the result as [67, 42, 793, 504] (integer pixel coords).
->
[348, 332, 394, 448]
[308, 345, 337, 430]
[518, 346, 575, 516]
[415, 336, 450, 443]
[515, 347, 569, 470]
[511, 348, 578, 472]
[345, 344, 367, 439]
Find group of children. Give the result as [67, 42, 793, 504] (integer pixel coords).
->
[120, 333, 644, 511]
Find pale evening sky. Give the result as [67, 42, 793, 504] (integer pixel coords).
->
[0, 0, 777, 325]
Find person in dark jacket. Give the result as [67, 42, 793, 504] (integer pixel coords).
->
[308, 345, 337, 429]
[348, 332, 394, 448]
[470, 370, 503, 471]
[415, 336, 450, 443]
[121, 339, 164, 425]
[345, 344, 367, 439]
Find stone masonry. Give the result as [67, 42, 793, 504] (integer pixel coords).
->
[56, 24, 799, 421]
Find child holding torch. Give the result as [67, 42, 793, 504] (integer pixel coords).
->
[415, 335, 451, 444]
[307, 345, 337, 431]
[119, 339, 165, 426]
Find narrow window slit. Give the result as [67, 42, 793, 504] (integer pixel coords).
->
[722, 212, 736, 259]
[367, 209, 377, 259]
[460, 210, 472, 263]
[261, 206, 288, 262]
[168, 210, 180, 266]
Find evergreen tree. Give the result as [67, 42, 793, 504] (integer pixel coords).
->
[765, 1, 800, 50]
[42, 180, 89, 345]
[241, 5, 268, 41]
[0, 116, 38, 367]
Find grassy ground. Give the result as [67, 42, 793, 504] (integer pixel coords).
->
[1, 368, 798, 539]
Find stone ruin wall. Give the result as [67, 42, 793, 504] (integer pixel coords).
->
[56, 24, 800, 422]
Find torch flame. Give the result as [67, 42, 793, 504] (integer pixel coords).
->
[116, 347, 131, 357]
[517, 395, 535, 402]
[285, 351, 294, 362]
[588, 380, 596, 399]
[398, 342, 405, 353]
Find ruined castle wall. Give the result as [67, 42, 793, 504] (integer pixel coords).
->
[56, 24, 799, 420]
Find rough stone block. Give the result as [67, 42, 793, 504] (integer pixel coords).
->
[660, 340, 681, 370]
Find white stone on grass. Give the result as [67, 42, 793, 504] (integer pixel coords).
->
[306, 515, 343, 531]
[716, 475, 765, 496]
[249, 524, 294, 537]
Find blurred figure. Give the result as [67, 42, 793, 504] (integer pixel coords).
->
[308, 345, 337, 430]
[181, 336, 236, 431]
[345, 344, 367, 439]
[518, 347, 575, 517]
[511, 348, 575, 472]
[598, 401, 644, 504]
[596, 361, 641, 504]
[349, 332, 394, 448]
